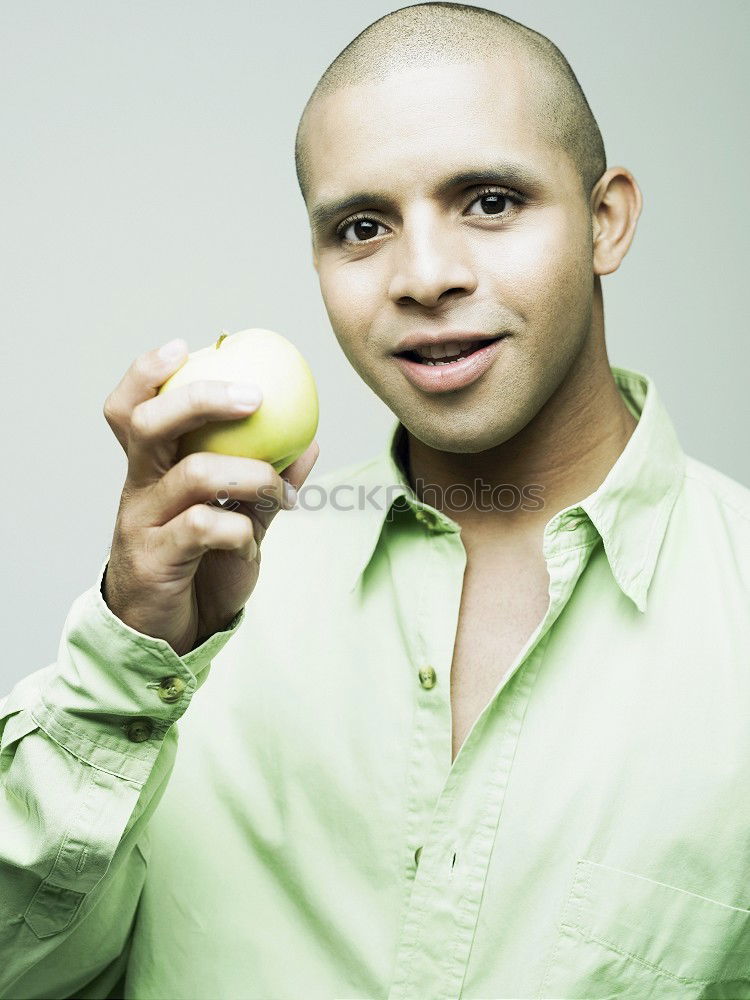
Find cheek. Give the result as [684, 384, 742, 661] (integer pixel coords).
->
[318, 262, 380, 344]
[483, 208, 592, 319]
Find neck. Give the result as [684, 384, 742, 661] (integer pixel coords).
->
[401, 329, 638, 546]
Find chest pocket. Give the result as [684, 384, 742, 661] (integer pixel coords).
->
[537, 858, 750, 1000]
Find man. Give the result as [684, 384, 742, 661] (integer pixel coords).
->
[2, 4, 749, 1000]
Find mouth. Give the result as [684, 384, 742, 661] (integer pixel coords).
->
[395, 334, 504, 365]
[392, 334, 510, 394]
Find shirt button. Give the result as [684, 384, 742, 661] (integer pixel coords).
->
[156, 675, 186, 703]
[415, 508, 441, 530]
[560, 512, 581, 531]
[414, 846, 423, 865]
[125, 718, 154, 743]
[418, 666, 437, 689]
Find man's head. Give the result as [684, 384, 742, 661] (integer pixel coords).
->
[294, 2, 642, 455]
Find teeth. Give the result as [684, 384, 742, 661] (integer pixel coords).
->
[416, 340, 481, 360]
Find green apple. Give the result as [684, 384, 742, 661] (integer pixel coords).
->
[157, 327, 319, 473]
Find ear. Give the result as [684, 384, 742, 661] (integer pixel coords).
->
[311, 236, 319, 272]
[590, 167, 643, 277]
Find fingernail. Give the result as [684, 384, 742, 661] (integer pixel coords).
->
[228, 383, 262, 408]
[282, 480, 298, 509]
[158, 338, 187, 361]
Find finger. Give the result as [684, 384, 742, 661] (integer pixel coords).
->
[147, 452, 291, 528]
[281, 439, 321, 495]
[155, 503, 257, 570]
[127, 379, 262, 488]
[196, 438, 321, 549]
[250, 438, 321, 538]
[103, 339, 189, 454]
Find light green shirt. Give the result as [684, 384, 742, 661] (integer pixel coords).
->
[2, 364, 750, 1000]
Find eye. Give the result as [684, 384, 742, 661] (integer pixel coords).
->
[465, 187, 523, 218]
[336, 214, 389, 245]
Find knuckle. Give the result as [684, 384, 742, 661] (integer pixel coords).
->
[132, 353, 153, 381]
[185, 503, 211, 536]
[129, 401, 153, 440]
[102, 394, 120, 428]
[185, 379, 213, 412]
[181, 452, 212, 489]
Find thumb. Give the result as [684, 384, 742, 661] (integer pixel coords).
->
[280, 439, 320, 497]
[245, 439, 320, 546]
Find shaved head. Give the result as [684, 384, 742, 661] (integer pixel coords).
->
[294, 2, 606, 205]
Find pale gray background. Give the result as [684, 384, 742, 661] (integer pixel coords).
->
[1, 0, 748, 689]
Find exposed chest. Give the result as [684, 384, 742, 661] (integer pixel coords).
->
[450, 547, 551, 762]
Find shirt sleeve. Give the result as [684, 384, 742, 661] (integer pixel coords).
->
[0, 554, 245, 1000]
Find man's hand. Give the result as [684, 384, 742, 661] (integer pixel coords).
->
[101, 340, 319, 656]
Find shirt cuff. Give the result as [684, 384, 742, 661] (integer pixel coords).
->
[96, 553, 245, 681]
[26, 555, 245, 784]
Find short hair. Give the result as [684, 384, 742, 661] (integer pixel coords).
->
[294, 2, 607, 205]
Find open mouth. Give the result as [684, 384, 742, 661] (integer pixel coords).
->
[397, 335, 505, 365]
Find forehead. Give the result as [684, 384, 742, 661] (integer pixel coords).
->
[303, 59, 565, 204]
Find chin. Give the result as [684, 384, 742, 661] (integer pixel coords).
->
[405, 414, 511, 455]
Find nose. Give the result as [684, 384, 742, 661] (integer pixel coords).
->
[387, 209, 477, 308]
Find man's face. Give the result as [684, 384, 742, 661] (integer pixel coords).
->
[304, 58, 596, 454]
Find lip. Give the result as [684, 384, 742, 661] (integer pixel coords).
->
[393, 335, 509, 394]
[392, 330, 502, 354]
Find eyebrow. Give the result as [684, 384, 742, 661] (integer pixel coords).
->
[309, 163, 545, 236]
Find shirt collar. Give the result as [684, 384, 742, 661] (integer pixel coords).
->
[343, 364, 686, 613]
